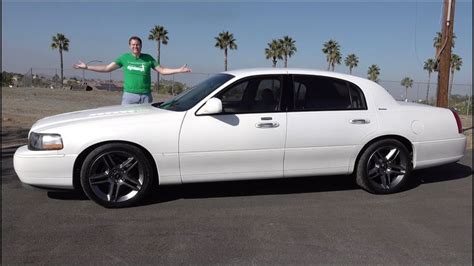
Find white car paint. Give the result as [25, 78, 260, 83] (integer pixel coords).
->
[14, 68, 466, 191]
[284, 109, 378, 177]
[179, 112, 287, 182]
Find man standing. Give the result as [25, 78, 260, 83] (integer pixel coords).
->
[73, 36, 191, 105]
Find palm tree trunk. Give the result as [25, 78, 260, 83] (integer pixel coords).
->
[60, 49, 63, 89]
[284, 55, 288, 68]
[425, 72, 431, 103]
[224, 48, 228, 71]
[349, 67, 352, 75]
[156, 41, 161, 91]
[405, 87, 408, 101]
[272, 57, 277, 68]
[327, 60, 330, 71]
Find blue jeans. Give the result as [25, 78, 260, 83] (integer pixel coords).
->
[121, 92, 153, 105]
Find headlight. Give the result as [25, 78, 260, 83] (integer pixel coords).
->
[28, 132, 63, 150]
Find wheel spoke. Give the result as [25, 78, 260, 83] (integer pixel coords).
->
[107, 183, 121, 202]
[121, 157, 138, 173]
[368, 168, 379, 179]
[386, 148, 400, 162]
[102, 154, 117, 169]
[389, 164, 406, 176]
[374, 151, 385, 161]
[379, 172, 391, 189]
[380, 172, 386, 187]
[89, 173, 109, 185]
[122, 176, 142, 191]
[370, 172, 382, 181]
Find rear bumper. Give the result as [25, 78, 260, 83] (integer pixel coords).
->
[413, 135, 467, 169]
[13, 145, 76, 189]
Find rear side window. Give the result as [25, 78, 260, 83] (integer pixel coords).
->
[292, 75, 367, 111]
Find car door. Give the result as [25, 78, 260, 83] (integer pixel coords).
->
[284, 74, 377, 177]
[179, 75, 287, 182]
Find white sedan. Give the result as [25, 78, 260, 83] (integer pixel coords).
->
[14, 68, 466, 208]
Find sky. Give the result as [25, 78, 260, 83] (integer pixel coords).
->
[2, 0, 472, 94]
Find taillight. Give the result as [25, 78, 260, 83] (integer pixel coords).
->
[450, 108, 463, 134]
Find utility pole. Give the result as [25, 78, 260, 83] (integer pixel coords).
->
[109, 72, 112, 91]
[436, 0, 456, 108]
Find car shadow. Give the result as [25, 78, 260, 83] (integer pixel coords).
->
[47, 174, 358, 203]
[47, 190, 89, 200]
[406, 161, 473, 187]
[46, 161, 472, 206]
[143, 174, 359, 205]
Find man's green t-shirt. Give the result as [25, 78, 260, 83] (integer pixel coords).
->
[114, 53, 159, 94]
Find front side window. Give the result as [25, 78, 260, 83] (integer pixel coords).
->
[157, 74, 234, 111]
[216, 75, 282, 114]
[292, 75, 367, 111]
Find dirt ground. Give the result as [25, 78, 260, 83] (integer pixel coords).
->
[1, 87, 171, 147]
[1, 87, 472, 148]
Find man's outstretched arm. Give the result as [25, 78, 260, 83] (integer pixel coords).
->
[154, 64, 192, 75]
[73, 61, 120, 73]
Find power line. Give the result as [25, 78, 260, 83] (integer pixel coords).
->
[413, 0, 424, 69]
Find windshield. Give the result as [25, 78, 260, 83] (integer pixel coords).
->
[156, 74, 234, 111]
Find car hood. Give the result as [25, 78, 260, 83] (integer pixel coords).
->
[31, 104, 166, 132]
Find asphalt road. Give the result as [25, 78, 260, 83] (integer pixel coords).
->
[2, 147, 472, 264]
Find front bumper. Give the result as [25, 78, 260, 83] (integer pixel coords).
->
[13, 145, 77, 189]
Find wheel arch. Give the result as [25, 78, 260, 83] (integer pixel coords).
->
[72, 141, 159, 191]
[353, 135, 413, 173]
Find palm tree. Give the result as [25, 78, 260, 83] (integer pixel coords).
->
[433, 31, 456, 50]
[401, 77, 414, 102]
[322, 39, 341, 71]
[279, 36, 297, 68]
[449, 54, 463, 100]
[423, 58, 436, 103]
[265, 39, 283, 68]
[367, 64, 380, 83]
[215, 31, 237, 71]
[51, 33, 70, 88]
[148, 25, 169, 90]
[330, 51, 342, 71]
[344, 54, 359, 75]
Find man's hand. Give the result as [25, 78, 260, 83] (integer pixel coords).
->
[179, 64, 192, 73]
[73, 61, 87, 69]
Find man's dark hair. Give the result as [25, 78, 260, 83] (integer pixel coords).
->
[128, 36, 142, 46]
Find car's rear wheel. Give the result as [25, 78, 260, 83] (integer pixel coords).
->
[356, 139, 412, 194]
[80, 143, 153, 208]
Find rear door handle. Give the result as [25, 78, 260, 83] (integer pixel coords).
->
[256, 122, 280, 128]
[350, 119, 370, 124]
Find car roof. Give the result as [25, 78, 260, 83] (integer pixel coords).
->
[224, 68, 366, 83]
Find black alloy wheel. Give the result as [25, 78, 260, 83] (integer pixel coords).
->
[356, 139, 412, 194]
[80, 143, 154, 208]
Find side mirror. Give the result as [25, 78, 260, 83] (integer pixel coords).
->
[196, 97, 223, 115]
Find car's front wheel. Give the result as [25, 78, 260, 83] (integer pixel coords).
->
[356, 139, 412, 194]
[80, 143, 154, 208]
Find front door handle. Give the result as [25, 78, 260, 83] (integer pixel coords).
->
[350, 119, 370, 124]
[256, 122, 280, 128]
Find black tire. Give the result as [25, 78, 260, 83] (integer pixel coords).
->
[80, 143, 154, 208]
[356, 139, 412, 194]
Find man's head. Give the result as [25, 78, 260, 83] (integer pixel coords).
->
[128, 36, 142, 56]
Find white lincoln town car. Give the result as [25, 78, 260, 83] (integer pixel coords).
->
[14, 68, 466, 208]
